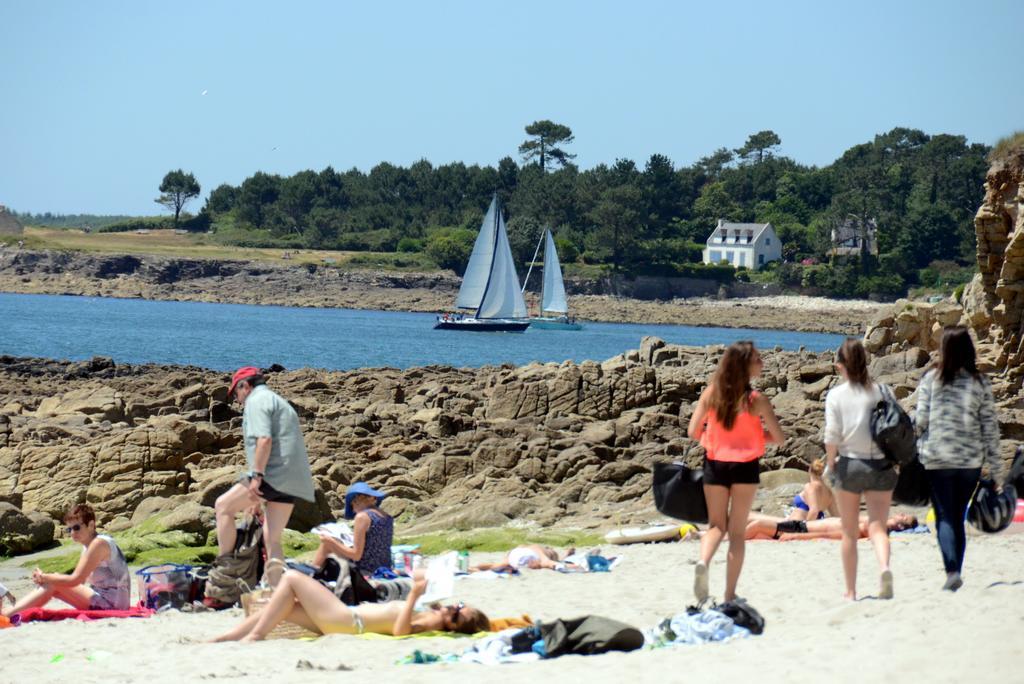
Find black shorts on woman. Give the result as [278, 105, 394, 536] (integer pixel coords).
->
[703, 459, 760, 487]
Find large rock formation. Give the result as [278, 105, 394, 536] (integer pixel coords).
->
[970, 140, 1024, 383]
[2, 342, 1018, 545]
[863, 140, 1024, 395]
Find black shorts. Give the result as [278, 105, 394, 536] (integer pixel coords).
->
[243, 476, 298, 504]
[703, 458, 760, 487]
[774, 520, 808, 538]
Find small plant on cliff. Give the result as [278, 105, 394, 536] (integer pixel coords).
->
[989, 131, 1024, 164]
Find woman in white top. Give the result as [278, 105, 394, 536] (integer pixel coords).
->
[823, 338, 896, 601]
[2, 503, 130, 617]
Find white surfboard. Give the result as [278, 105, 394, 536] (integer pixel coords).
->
[604, 524, 683, 545]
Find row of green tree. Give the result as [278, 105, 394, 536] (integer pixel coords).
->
[192, 123, 987, 297]
[23, 122, 990, 299]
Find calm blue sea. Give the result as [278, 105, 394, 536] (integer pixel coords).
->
[0, 293, 844, 371]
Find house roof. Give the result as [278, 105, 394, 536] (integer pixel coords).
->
[706, 221, 774, 244]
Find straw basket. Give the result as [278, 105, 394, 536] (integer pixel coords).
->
[241, 588, 319, 640]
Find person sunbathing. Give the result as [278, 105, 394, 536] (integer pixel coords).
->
[2, 503, 130, 618]
[469, 544, 576, 572]
[745, 513, 918, 541]
[211, 572, 489, 642]
[788, 458, 838, 521]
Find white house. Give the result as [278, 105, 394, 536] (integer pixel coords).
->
[702, 220, 782, 269]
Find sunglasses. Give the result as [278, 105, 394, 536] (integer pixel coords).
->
[65, 523, 83, 534]
[446, 601, 465, 627]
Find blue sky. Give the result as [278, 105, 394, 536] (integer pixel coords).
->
[2, 0, 1022, 216]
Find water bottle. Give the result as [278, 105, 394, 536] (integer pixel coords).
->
[393, 550, 406, 575]
[457, 551, 470, 573]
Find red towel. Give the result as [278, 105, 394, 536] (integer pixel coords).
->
[14, 606, 155, 623]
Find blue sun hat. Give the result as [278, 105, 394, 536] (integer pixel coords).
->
[344, 482, 387, 519]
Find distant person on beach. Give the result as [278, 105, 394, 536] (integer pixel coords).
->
[215, 367, 315, 587]
[688, 340, 785, 602]
[311, 482, 393, 576]
[824, 338, 896, 600]
[916, 327, 1005, 592]
[211, 574, 489, 641]
[469, 544, 575, 572]
[744, 512, 918, 541]
[2, 504, 130, 617]
[788, 458, 837, 521]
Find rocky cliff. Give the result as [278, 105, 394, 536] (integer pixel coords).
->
[863, 144, 1024, 396]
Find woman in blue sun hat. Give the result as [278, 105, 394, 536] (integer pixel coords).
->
[312, 482, 394, 575]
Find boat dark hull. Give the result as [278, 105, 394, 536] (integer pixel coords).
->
[434, 319, 530, 332]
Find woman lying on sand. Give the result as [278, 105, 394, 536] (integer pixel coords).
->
[2, 503, 130, 618]
[469, 544, 576, 572]
[744, 513, 918, 541]
[212, 572, 489, 642]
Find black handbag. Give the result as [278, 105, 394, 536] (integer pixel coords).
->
[892, 457, 931, 506]
[652, 462, 708, 524]
[870, 384, 918, 466]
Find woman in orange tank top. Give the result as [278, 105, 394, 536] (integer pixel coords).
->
[687, 341, 784, 602]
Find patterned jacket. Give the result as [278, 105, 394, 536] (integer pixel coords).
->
[915, 368, 1004, 480]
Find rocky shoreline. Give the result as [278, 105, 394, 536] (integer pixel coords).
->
[0, 249, 880, 334]
[2, 334, 1020, 556]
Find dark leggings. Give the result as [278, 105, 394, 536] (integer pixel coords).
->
[926, 467, 981, 574]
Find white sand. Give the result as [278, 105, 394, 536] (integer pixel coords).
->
[2, 528, 1022, 683]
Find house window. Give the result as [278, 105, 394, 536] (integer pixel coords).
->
[726, 251, 734, 264]
[710, 250, 721, 262]
[759, 254, 765, 265]
[738, 252, 746, 267]
[765, 238, 771, 245]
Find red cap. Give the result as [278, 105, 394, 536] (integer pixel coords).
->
[228, 366, 261, 399]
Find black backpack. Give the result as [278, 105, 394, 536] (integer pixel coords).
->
[1009, 445, 1024, 494]
[870, 384, 918, 466]
[652, 462, 708, 524]
[715, 598, 765, 635]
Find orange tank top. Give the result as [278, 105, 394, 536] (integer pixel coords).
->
[699, 391, 766, 463]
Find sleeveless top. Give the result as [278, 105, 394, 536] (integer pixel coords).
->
[356, 509, 394, 574]
[699, 391, 766, 463]
[89, 535, 131, 610]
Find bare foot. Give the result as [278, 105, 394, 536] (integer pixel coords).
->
[240, 633, 265, 643]
[843, 591, 856, 601]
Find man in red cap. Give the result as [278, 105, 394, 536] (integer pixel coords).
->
[215, 367, 315, 585]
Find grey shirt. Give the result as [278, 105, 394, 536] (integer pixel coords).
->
[915, 368, 1003, 479]
[242, 384, 315, 502]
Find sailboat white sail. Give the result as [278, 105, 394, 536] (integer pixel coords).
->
[477, 213, 529, 319]
[454, 198, 498, 310]
[434, 195, 530, 332]
[522, 227, 583, 330]
[540, 229, 568, 315]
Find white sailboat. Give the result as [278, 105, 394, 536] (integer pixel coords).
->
[522, 228, 583, 331]
[434, 195, 530, 332]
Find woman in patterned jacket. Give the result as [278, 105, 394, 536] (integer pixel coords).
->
[916, 327, 1005, 592]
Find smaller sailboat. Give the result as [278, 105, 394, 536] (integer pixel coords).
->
[434, 195, 530, 332]
[522, 228, 583, 330]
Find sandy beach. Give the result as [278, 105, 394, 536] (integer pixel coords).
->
[3, 524, 1021, 683]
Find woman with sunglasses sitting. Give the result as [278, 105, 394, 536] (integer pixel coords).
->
[212, 573, 490, 642]
[2, 504, 130, 618]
